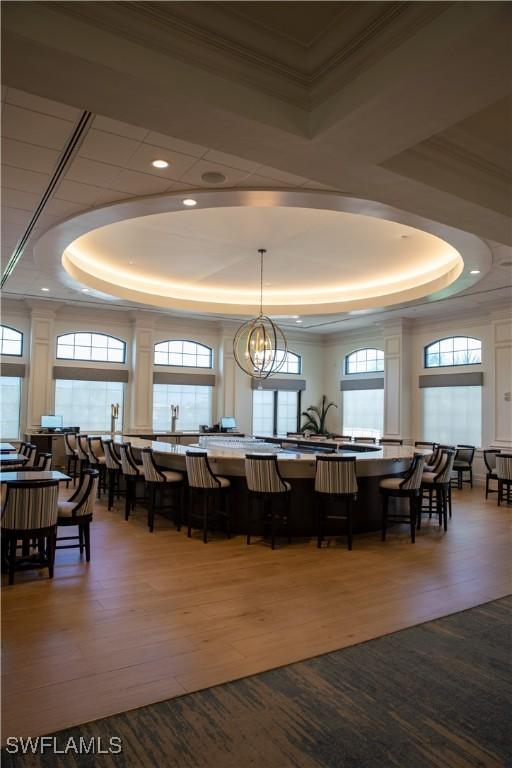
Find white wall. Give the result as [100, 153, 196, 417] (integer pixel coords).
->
[1, 300, 510, 476]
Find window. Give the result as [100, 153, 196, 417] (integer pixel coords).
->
[153, 384, 212, 431]
[54, 380, 125, 431]
[57, 333, 126, 363]
[424, 337, 481, 368]
[252, 389, 300, 435]
[345, 348, 384, 375]
[0, 325, 23, 356]
[422, 386, 482, 447]
[342, 389, 384, 440]
[154, 340, 212, 368]
[0, 377, 21, 438]
[258, 349, 301, 375]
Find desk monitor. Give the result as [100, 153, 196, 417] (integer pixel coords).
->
[220, 416, 236, 431]
[41, 415, 63, 430]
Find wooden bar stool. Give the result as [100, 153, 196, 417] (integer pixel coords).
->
[315, 455, 358, 550]
[76, 435, 90, 478]
[87, 437, 107, 497]
[380, 454, 425, 543]
[64, 433, 78, 487]
[56, 469, 99, 562]
[483, 449, 501, 499]
[185, 451, 231, 543]
[141, 448, 184, 532]
[102, 439, 123, 511]
[119, 442, 145, 521]
[419, 449, 456, 531]
[245, 454, 291, 550]
[496, 454, 512, 506]
[453, 445, 475, 489]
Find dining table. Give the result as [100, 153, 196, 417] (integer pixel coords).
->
[0, 443, 16, 453]
[0, 471, 71, 483]
[0, 454, 28, 467]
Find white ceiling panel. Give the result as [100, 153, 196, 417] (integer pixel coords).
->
[1, 138, 60, 174]
[44, 197, 88, 218]
[110, 168, 173, 195]
[203, 149, 262, 173]
[65, 157, 123, 188]
[0, 165, 49, 195]
[1, 187, 41, 211]
[179, 159, 249, 187]
[1, 206, 32, 226]
[125, 142, 198, 180]
[5, 87, 81, 121]
[256, 165, 310, 185]
[55, 179, 132, 206]
[92, 115, 149, 141]
[1, 104, 75, 150]
[238, 173, 301, 188]
[144, 131, 207, 158]
[78, 128, 140, 166]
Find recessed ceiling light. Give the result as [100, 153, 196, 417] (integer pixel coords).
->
[470, 269, 480, 275]
[183, 198, 197, 207]
[152, 159, 169, 169]
[81, 288, 90, 292]
[41, 287, 50, 292]
[292, 315, 299, 319]
[295, 319, 303, 324]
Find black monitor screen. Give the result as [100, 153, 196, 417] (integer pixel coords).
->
[220, 417, 236, 430]
[41, 415, 63, 429]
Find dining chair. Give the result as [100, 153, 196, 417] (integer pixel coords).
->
[245, 454, 291, 550]
[56, 469, 99, 562]
[141, 448, 184, 532]
[185, 451, 231, 543]
[380, 454, 425, 543]
[315, 455, 358, 550]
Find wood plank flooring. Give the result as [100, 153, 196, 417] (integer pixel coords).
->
[2, 486, 510, 740]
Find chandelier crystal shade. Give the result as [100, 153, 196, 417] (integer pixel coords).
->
[233, 249, 288, 383]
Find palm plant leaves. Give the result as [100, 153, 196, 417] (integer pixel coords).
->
[301, 395, 337, 434]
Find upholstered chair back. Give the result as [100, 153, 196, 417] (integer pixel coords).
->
[185, 451, 220, 489]
[315, 456, 358, 495]
[66, 469, 99, 517]
[141, 448, 164, 483]
[483, 449, 500, 473]
[76, 435, 89, 462]
[64, 433, 77, 456]
[399, 454, 425, 490]
[87, 437, 104, 463]
[23, 444, 37, 468]
[36, 453, 52, 471]
[496, 454, 512, 481]
[455, 446, 475, 465]
[245, 455, 288, 494]
[2, 481, 59, 530]
[102, 439, 121, 470]
[119, 443, 139, 476]
[435, 450, 456, 484]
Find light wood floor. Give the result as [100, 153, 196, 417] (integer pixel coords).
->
[1, 486, 510, 739]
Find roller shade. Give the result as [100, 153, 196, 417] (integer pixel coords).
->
[340, 377, 384, 391]
[53, 366, 129, 382]
[419, 372, 483, 388]
[251, 378, 306, 391]
[153, 371, 216, 386]
[1, 362, 26, 377]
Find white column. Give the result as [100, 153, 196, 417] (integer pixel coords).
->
[26, 302, 56, 433]
[490, 312, 512, 448]
[128, 312, 155, 433]
[219, 325, 253, 434]
[382, 320, 412, 442]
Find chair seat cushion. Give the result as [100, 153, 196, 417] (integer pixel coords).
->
[380, 477, 403, 491]
[161, 470, 184, 483]
[57, 501, 76, 518]
[453, 461, 471, 470]
[216, 476, 230, 488]
[422, 472, 438, 484]
[90, 456, 106, 465]
[487, 472, 498, 480]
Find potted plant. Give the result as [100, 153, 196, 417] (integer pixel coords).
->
[301, 395, 337, 436]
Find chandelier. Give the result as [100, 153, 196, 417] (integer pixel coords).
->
[233, 249, 288, 384]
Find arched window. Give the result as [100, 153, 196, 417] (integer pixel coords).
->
[154, 340, 213, 368]
[345, 348, 384, 375]
[266, 349, 301, 375]
[57, 332, 126, 363]
[0, 325, 23, 356]
[424, 337, 481, 368]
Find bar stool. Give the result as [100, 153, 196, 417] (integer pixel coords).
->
[419, 449, 456, 531]
[496, 454, 512, 506]
[245, 454, 291, 550]
[22, 444, 37, 468]
[64, 433, 79, 487]
[484, 449, 501, 499]
[76, 435, 90, 478]
[185, 451, 231, 543]
[453, 445, 475, 489]
[87, 437, 107, 497]
[315, 455, 358, 550]
[119, 442, 145, 521]
[380, 454, 425, 543]
[56, 469, 99, 562]
[102, 439, 123, 510]
[352, 436, 377, 444]
[141, 448, 184, 532]
[380, 438, 403, 446]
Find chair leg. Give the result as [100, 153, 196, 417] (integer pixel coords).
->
[485, 475, 489, 499]
[47, 530, 56, 579]
[409, 496, 416, 543]
[417, 491, 422, 530]
[66, 457, 71, 488]
[108, 470, 115, 511]
[148, 485, 155, 533]
[317, 495, 324, 548]
[84, 522, 91, 562]
[203, 494, 209, 544]
[498, 480, 502, 506]
[448, 484, 452, 518]
[78, 525, 84, 556]
[246, 495, 252, 545]
[125, 478, 132, 520]
[187, 491, 193, 538]
[470, 468, 473, 489]
[381, 494, 388, 541]
[346, 497, 353, 551]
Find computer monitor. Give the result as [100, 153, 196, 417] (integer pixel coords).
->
[41, 415, 63, 430]
[220, 416, 236, 431]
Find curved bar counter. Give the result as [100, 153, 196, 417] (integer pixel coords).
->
[113, 435, 430, 535]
